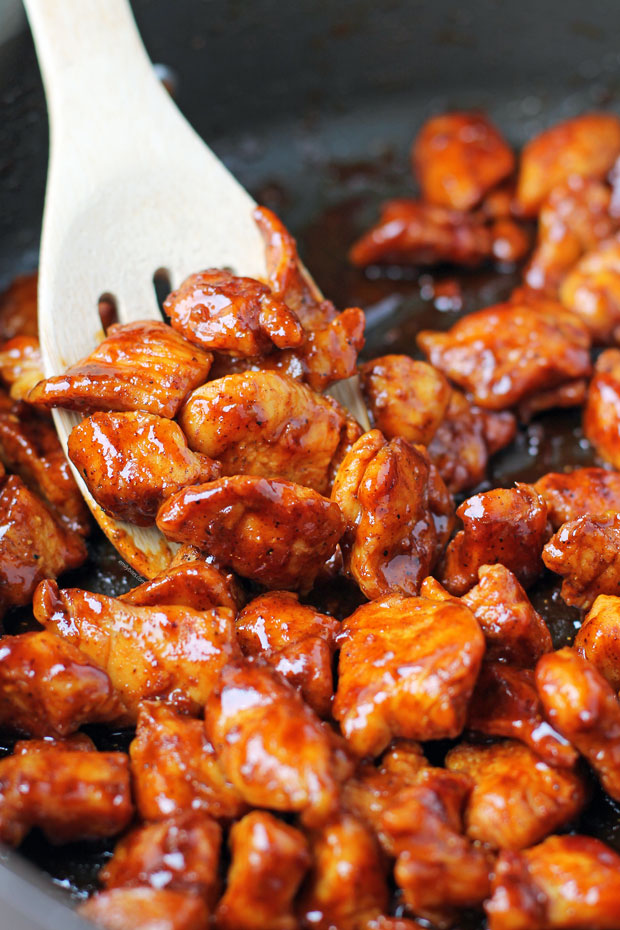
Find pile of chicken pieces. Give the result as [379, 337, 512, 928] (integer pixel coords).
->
[4, 112, 620, 930]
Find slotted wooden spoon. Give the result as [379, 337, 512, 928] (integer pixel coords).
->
[24, 0, 369, 579]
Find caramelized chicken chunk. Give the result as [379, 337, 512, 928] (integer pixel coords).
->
[0, 335, 44, 400]
[536, 648, 620, 800]
[515, 112, 620, 216]
[0, 405, 90, 534]
[130, 702, 246, 822]
[164, 268, 304, 356]
[440, 484, 550, 595]
[467, 663, 578, 768]
[0, 747, 132, 846]
[486, 835, 620, 930]
[418, 298, 592, 411]
[446, 740, 586, 850]
[560, 233, 620, 342]
[179, 371, 359, 494]
[299, 813, 389, 930]
[359, 355, 451, 445]
[34, 581, 239, 717]
[334, 594, 485, 756]
[331, 430, 454, 599]
[68, 411, 220, 525]
[100, 813, 221, 903]
[525, 177, 617, 293]
[0, 272, 38, 340]
[412, 111, 515, 211]
[0, 631, 125, 737]
[121, 558, 243, 612]
[28, 320, 212, 417]
[575, 594, 620, 690]
[534, 466, 620, 530]
[0, 475, 87, 616]
[216, 811, 310, 930]
[206, 660, 351, 825]
[157, 475, 344, 592]
[584, 348, 620, 468]
[236, 591, 340, 717]
[542, 512, 620, 610]
[13, 734, 97, 754]
[80, 888, 210, 930]
[461, 564, 552, 664]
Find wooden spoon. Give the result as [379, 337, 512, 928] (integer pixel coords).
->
[23, 0, 369, 579]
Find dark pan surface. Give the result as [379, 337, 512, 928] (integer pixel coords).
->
[3, 2, 620, 926]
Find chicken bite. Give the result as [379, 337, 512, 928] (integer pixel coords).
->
[121, 558, 243, 612]
[216, 811, 310, 930]
[439, 484, 550, 595]
[68, 410, 220, 525]
[418, 297, 592, 411]
[486, 835, 620, 930]
[334, 594, 485, 756]
[536, 647, 620, 800]
[28, 320, 212, 417]
[534, 466, 620, 530]
[0, 335, 44, 401]
[0, 272, 38, 340]
[331, 430, 454, 599]
[542, 512, 620, 610]
[584, 348, 620, 468]
[560, 233, 620, 343]
[206, 659, 351, 825]
[79, 888, 210, 930]
[236, 591, 340, 717]
[34, 580, 240, 717]
[515, 112, 620, 216]
[164, 268, 304, 357]
[179, 371, 360, 494]
[412, 111, 515, 211]
[0, 746, 132, 846]
[157, 475, 345, 592]
[575, 594, 620, 690]
[0, 631, 125, 737]
[446, 740, 586, 850]
[130, 701, 246, 822]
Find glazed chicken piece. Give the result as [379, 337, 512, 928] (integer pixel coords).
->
[68, 411, 220, 525]
[439, 484, 550, 595]
[0, 335, 44, 400]
[179, 371, 360, 494]
[216, 811, 310, 930]
[379, 768, 491, 925]
[130, 702, 246, 822]
[331, 430, 454, 599]
[461, 564, 552, 664]
[206, 659, 352, 826]
[157, 475, 345, 592]
[534, 466, 620, 530]
[358, 355, 451, 445]
[0, 405, 90, 534]
[446, 740, 586, 850]
[524, 177, 618, 293]
[427, 390, 517, 494]
[486, 835, 620, 930]
[164, 268, 304, 356]
[575, 594, 620, 690]
[584, 348, 620, 468]
[0, 272, 38, 341]
[0, 746, 132, 846]
[412, 111, 515, 211]
[80, 888, 210, 930]
[560, 233, 620, 343]
[121, 558, 243, 612]
[298, 813, 389, 930]
[515, 112, 620, 216]
[542, 512, 620, 610]
[536, 648, 620, 800]
[334, 594, 485, 756]
[100, 813, 221, 904]
[34, 580, 239, 717]
[13, 734, 97, 754]
[467, 663, 578, 768]
[236, 591, 340, 717]
[28, 320, 212, 417]
[418, 296, 592, 411]
[0, 475, 87, 617]
[0, 630, 125, 737]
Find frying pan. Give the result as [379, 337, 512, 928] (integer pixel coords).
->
[2, 1, 620, 927]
